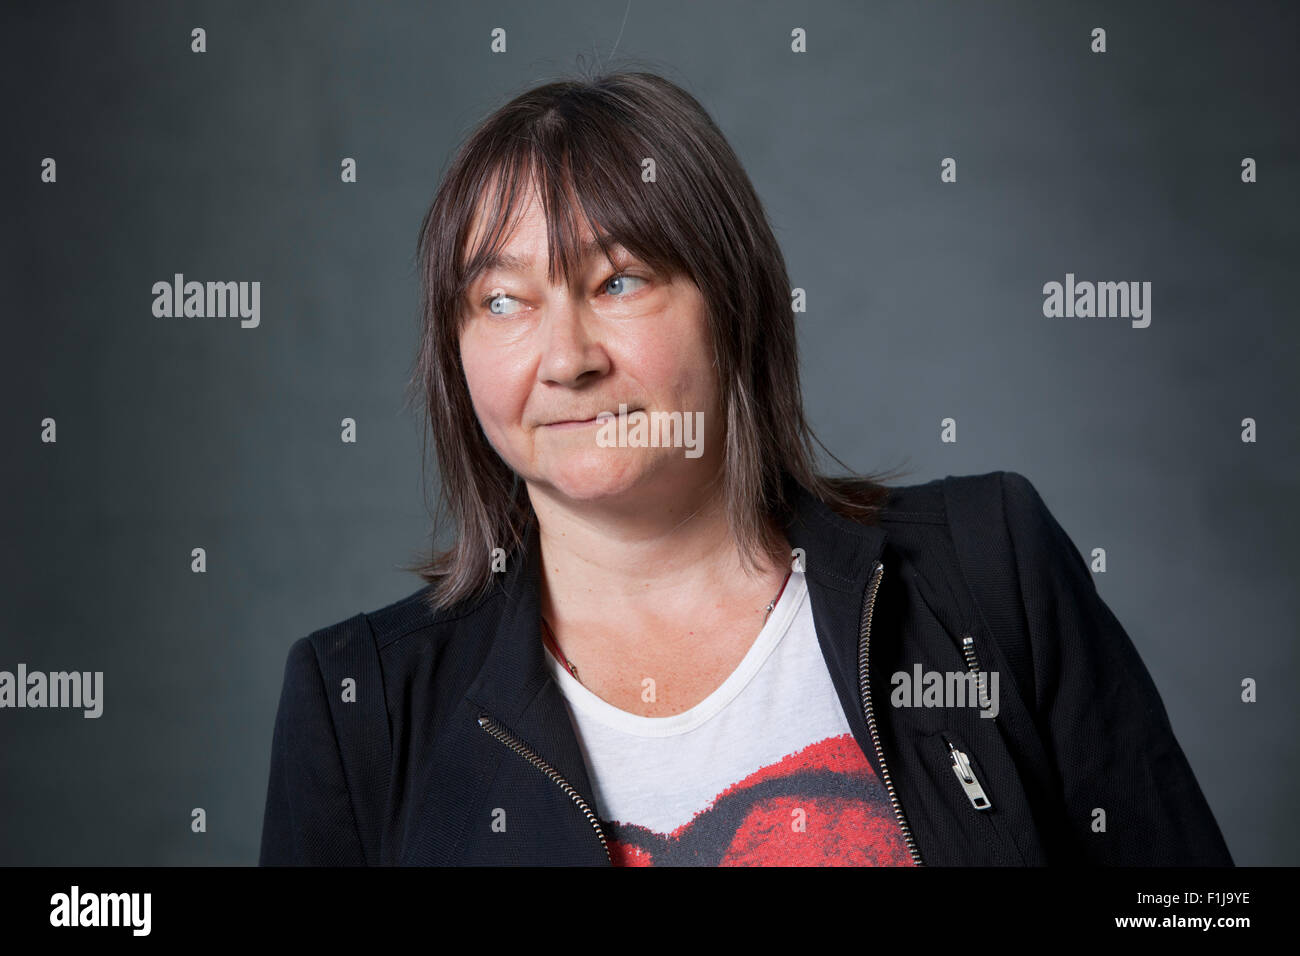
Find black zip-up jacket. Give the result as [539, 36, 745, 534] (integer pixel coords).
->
[258, 470, 1234, 866]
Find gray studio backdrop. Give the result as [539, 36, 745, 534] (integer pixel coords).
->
[2, 0, 1295, 865]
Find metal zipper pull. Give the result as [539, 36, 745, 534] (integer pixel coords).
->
[946, 738, 993, 811]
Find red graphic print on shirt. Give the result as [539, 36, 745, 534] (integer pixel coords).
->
[599, 733, 915, 866]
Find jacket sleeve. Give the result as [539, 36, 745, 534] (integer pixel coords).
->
[258, 635, 367, 865]
[999, 471, 1233, 865]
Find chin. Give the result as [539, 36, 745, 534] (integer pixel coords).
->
[535, 448, 665, 502]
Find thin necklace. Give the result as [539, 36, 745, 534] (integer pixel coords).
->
[541, 567, 795, 687]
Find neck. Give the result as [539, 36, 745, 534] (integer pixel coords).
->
[528, 470, 789, 639]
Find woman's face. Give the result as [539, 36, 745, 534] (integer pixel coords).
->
[457, 188, 722, 507]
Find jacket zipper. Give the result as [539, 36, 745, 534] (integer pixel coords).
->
[476, 714, 612, 863]
[858, 559, 924, 866]
[954, 634, 995, 811]
[961, 634, 989, 711]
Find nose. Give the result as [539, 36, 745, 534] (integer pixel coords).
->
[536, 295, 610, 387]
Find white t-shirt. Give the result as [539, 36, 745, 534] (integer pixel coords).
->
[544, 570, 916, 866]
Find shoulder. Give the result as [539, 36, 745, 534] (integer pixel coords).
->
[283, 580, 506, 680]
[875, 469, 1074, 583]
[877, 469, 1057, 536]
[872, 468, 1012, 537]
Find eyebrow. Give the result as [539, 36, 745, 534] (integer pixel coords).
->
[474, 238, 628, 278]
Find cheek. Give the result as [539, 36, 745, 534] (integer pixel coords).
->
[662, 329, 717, 408]
[459, 334, 531, 428]
[627, 303, 715, 405]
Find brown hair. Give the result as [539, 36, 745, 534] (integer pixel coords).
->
[401, 67, 912, 613]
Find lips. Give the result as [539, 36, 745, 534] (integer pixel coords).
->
[543, 407, 641, 427]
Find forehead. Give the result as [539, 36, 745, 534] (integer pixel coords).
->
[463, 185, 629, 283]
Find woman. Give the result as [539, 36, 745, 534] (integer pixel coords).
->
[259, 70, 1232, 866]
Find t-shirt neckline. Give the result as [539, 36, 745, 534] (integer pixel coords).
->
[544, 570, 809, 737]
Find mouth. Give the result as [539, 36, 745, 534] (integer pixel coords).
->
[542, 407, 642, 428]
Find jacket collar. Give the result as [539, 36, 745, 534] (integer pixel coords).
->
[461, 472, 892, 796]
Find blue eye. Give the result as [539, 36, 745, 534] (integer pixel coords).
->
[605, 274, 647, 296]
[482, 292, 522, 316]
